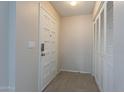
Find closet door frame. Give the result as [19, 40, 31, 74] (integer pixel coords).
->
[94, 14, 99, 87]
[102, 2, 107, 91]
[93, 21, 97, 77]
[93, 1, 107, 91]
[95, 14, 101, 90]
[38, 3, 41, 91]
[98, 2, 107, 91]
[92, 22, 96, 76]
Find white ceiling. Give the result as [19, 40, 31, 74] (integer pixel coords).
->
[50, 1, 95, 17]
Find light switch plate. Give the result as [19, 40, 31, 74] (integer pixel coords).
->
[28, 41, 35, 49]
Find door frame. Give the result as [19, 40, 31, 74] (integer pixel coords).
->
[93, 1, 107, 92]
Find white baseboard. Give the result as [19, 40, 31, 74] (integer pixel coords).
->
[91, 72, 95, 76]
[61, 69, 91, 74]
[57, 69, 61, 74]
[8, 87, 15, 92]
[0, 86, 15, 92]
[0, 87, 9, 92]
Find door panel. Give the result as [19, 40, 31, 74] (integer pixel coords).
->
[39, 6, 57, 91]
[93, 2, 114, 92]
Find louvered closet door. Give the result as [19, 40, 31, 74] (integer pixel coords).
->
[39, 7, 57, 91]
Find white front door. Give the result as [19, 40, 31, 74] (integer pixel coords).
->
[39, 6, 57, 91]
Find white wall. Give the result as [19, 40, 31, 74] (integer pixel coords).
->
[8, 1, 61, 91]
[15, 2, 39, 91]
[60, 15, 93, 73]
[9, 2, 16, 91]
[113, 2, 124, 92]
[0, 1, 60, 92]
[0, 2, 9, 91]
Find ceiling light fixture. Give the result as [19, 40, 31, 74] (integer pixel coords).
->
[70, 1, 77, 6]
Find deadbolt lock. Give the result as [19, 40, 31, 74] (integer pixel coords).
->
[41, 53, 45, 56]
